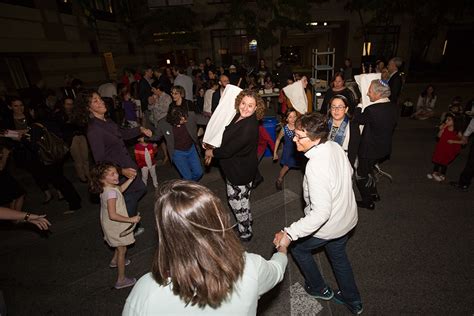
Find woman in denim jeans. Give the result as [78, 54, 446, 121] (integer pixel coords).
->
[152, 106, 209, 181]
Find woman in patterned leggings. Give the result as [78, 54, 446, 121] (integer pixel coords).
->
[205, 89, 266, 241]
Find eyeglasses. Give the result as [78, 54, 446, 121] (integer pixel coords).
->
[293, 133, 308, 140]
[330, 105, 346, 111]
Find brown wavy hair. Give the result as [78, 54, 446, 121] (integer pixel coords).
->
[152, 180, 245, 308]
[71, 89, 97, 127]
[234, 89, 266, 120]
[89, 162, 120, 194]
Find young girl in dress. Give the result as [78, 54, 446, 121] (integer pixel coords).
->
[273, 110, 302, 190]
[90, 162, 141, 289]
[134, 136, 158, 188]
[427, 113, 463, 182]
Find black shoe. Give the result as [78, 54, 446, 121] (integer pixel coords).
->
[333, 290, 363, 315]
[371, 194, 381, 202]
[356, 200, 375, 210]
[304, 286, 334, 300]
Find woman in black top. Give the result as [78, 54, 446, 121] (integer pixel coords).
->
[2, 97, 81, 212]
[169, 85, 196, 113]
[320, 72, 355, 115]
[205, 89, 266, 241]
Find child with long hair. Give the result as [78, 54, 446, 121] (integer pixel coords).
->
[90, 162, 141, 289]
[273, 110, 303, 190]
[427, 113, 463, 182]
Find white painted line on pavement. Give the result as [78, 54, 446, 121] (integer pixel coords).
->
[290, 282, 324, 316]
[252, 189, 300, 219]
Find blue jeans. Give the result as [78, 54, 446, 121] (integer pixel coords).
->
[172, 146, 203, 181]
[291, 234, 361, 303]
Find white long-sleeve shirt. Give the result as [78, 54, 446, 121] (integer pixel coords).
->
[416, 95, 437, 111]
[203, 89, 215, 113]
[285, 141, 358, 241]
[122, 252, 287, 316]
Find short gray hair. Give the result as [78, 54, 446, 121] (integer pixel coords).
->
[390, 57, 403, 68]
[370, 79, 391, 98]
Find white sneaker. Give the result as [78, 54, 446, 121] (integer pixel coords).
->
[433, 174, 443, 182]
[134, 227, 145, 237]
[426, 173, 433, 180]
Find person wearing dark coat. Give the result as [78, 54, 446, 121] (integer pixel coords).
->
[211, 75, 230, 113]
[138, 66, 154, 113]
[352, 80, 398, 210]
[387, 57, 403, 105]
[205, 89, 266, 242]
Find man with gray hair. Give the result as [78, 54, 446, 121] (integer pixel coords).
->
[387, 57, 403, 105]
[353, 79, 398, 209]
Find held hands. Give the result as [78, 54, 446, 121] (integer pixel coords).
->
[122, 168, 137, 179]
[273, 230, 291, 254]
[140, 127, 153, 137]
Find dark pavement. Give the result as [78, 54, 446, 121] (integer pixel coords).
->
[1, 83, 473, 315]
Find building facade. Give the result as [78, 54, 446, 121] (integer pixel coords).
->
[0, 0, 472, 94]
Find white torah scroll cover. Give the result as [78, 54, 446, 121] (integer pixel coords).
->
[203, 84, 243, 148]
[282, 80, 307, 115]
[354, 73, 381, 112]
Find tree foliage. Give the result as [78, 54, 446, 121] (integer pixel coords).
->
[133, 6, 200, 47]
[204, 0, 313, 52]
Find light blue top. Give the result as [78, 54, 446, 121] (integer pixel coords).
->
[122, 252, 287, 316]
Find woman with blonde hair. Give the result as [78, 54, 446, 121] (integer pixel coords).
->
[123, 180, 288, 315]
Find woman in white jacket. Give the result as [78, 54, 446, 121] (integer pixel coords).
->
[273, 112, 363, 315]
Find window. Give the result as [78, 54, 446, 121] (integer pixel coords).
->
[92, 0, 115, 21]
[211, 29, 257, 66]
[365, 25, 400, 59]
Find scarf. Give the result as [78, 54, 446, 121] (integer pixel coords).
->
[328, 116, 349, 146]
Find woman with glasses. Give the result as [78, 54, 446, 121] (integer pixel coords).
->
[169, 85, 196, 113]
[327, 95, 360, 168]
[320, 72, 356, 115]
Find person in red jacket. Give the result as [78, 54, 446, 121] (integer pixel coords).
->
[134, 137, 158, 188]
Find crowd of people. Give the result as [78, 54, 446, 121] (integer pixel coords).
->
[1, 54, 473, 315]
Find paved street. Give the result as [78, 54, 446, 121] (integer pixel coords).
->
[1, 83, 473, 315]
